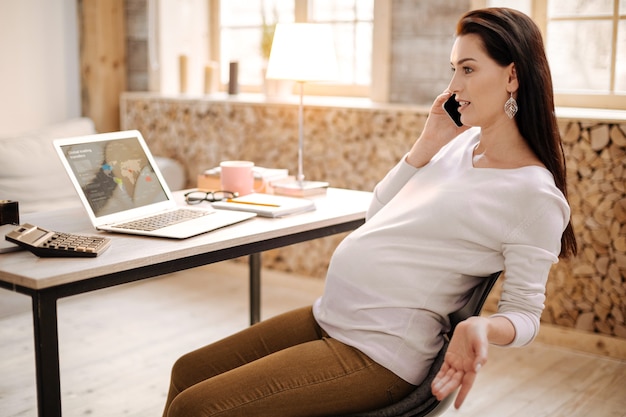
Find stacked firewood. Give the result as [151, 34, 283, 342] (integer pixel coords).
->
[544, 121, 626, 338]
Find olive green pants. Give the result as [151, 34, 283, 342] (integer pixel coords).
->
[163, 306, 414, 417]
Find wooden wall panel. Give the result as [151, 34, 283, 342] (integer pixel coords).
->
[79, 0, 127, 133]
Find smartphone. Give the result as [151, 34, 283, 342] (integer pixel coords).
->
[443, 94, 463, 127]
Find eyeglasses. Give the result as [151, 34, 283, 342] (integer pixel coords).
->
[184, 190, 239, 204]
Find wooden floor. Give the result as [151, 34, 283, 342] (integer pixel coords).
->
[1, 260, 625, 417]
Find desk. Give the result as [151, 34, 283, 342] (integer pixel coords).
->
[0, 188, 371, 417]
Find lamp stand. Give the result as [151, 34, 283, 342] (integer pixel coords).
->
[297, 80, 305, 183]
[272, 81, 329, 197]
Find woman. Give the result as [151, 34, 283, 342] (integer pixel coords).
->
[163, 8, 577, 416]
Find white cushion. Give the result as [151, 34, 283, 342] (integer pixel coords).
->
[154, 156, 187, 191]
[0, 118, 96, 213]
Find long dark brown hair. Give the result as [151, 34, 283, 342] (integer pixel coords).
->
[456, 7, 577, 258]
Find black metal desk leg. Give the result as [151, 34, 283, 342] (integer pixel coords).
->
[31, 290, 62, 417]
[249, 253, 261, 325]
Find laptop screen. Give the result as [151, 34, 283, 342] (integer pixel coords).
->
[58, 136, 169, 217]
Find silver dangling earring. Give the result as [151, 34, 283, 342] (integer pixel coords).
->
[504, 91, 518, 119]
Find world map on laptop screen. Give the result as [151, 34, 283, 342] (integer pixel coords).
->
[59, 137, 168, 217]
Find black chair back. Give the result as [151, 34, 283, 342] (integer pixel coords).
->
[343, 271, 502, 417]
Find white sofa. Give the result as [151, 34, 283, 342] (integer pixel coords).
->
[0, 118, 187, 214]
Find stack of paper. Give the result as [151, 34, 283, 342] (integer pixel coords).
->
[272, 180, 329, 197]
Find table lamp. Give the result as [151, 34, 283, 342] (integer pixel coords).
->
[265, 23, 338, 196]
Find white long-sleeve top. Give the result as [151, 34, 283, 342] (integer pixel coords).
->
[312, 127, 570, 385]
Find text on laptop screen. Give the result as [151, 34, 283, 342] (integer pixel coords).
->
[59, 137, 168, 217]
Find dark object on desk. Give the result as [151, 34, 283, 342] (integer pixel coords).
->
[342, 271, 502, 417]
[5, 223, 112, 257]
[228, 61, 239, 94]
[0, 200, 19, 225]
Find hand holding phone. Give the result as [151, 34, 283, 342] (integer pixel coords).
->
[443, 94, 463, 127]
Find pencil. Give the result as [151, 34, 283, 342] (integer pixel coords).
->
[226, 199, 280, 208]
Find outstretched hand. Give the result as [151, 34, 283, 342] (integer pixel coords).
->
[431, 317, 489, 409]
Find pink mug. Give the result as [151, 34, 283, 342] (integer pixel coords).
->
[220, 161, 255, 196]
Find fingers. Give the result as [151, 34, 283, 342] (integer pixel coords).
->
[431, 366, 462, 400]
[454, 371, 478, 409]
[472, 337, 488, 373]
[431, 358, 483, 407]
[431, 91, 453, 113]
[431, 364, 449, 399]
[432, 367, 480, 408]
[437, 90, 453, 101]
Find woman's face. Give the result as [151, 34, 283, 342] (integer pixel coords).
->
[448, 33, 516, 128]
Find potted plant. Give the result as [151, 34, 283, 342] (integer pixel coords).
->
[261, 17, 276, 61]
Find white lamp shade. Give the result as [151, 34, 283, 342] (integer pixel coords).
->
[265, 23, 339, 82]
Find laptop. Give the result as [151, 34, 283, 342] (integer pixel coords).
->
[53, 130, 256, 239]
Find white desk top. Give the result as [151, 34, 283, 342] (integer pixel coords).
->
[0, 188, 372, 290]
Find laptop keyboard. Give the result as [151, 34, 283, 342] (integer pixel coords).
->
[114, 209, 213, 231]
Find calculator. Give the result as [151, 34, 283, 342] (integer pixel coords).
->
[5, 223, 112, 258]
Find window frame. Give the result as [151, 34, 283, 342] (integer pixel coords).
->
[539, 0, 625, 109]
[210, 0, 625, 108]
[475, 0, 625, 110]
[209, 0, 390, 100]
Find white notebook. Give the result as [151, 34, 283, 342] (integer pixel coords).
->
[212, 193, 316, 218]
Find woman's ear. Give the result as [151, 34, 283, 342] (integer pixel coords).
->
[507, 63, 519, 92]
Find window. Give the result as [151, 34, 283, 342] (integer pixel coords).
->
[482, 0, 626, 110]
[544, 0, 626, 108]
[152, 0, 211, 96]
[156, 1, 624, 108]
[215, 0, 379, 97]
